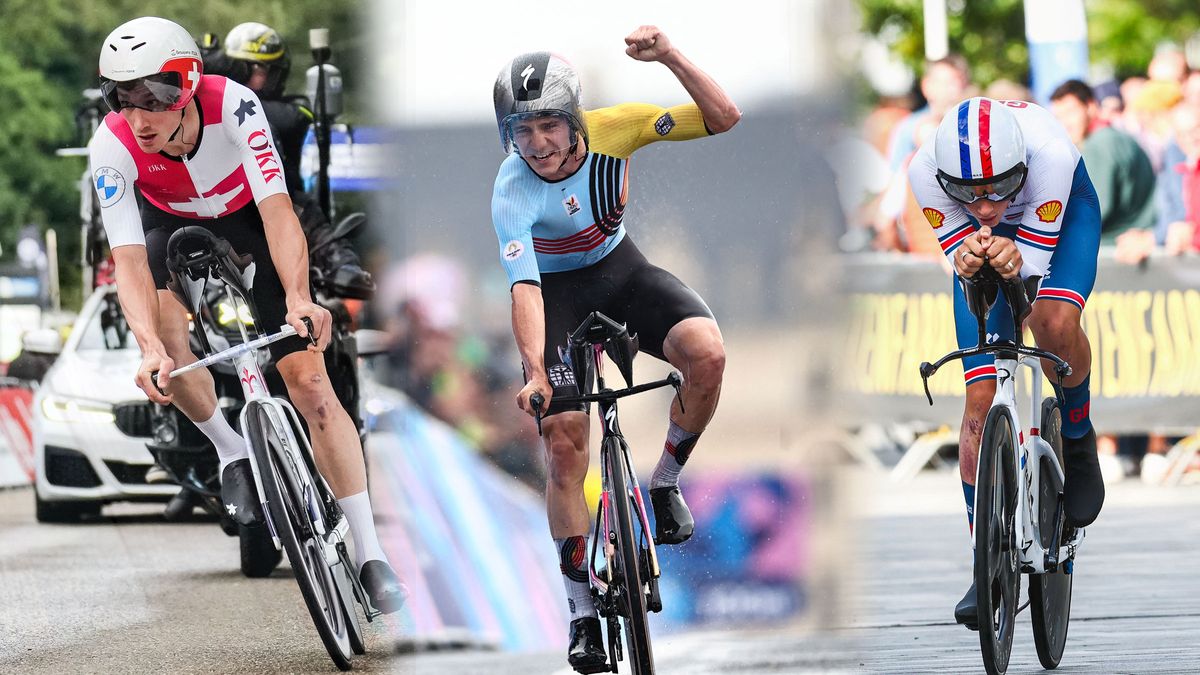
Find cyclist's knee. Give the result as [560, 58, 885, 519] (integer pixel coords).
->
[281, 360, 336, 412]
[690, 340, 726, 387]
[961, 381, 995, 441]
[674, 331, 725, 390]
[1028, 302, 1080, 344]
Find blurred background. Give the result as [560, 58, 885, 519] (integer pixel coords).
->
[362, 0, 854, 666]
[3, 0, 1199, 672]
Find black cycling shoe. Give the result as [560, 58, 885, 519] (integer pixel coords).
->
[955, 581, 979, 630]
[220, 459, 264, 528]
[360, 560, 409, 614]
[567, 617, 608, 674]
[650, 485, 695, 545]
[1063, 428, 1104, 528]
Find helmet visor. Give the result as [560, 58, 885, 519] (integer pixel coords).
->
[936, 164, 1028, 205]
[501, 111, 581, 157]
[100, 72, 186, 113]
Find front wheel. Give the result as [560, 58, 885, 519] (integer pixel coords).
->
[975, 405, 1020, 675]
[247, 403, 353, 671]
[606, 436, 654, 675]
[1030, 398, 1072, 668]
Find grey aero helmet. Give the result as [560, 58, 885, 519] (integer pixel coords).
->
[494, 51, 588, 155]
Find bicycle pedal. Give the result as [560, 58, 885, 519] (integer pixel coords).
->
[570, 663, 611, 675]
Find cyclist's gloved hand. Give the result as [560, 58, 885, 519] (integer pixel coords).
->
[518, 376, 552, 417]
[954, 226, 991, 278]
[984, 236, 1023, 280]
[285, 300, 333, 352]
[137, 349, 174, 405]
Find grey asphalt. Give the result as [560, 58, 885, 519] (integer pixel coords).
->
[840, 470, 1200, 674]
[3, 471, 1197, 674]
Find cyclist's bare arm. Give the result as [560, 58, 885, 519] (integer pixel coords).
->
[259, 193, 331, 351]
[111, 244, 173, 402]
[511, 282, 551, 414]
[625, 25, 740, 133]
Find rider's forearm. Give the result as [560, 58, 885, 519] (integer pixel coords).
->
[259, 194, 312, 306]
[112, 247, 165, 354]
[511, 282, 547, 380]
[660, 49, 740, 133]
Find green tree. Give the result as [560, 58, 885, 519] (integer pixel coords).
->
[858, 0, 1200, 89]
[0, 0, 362, 308]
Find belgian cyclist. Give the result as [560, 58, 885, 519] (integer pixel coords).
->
[491, 25, 739, 672]
[908, 97, 1105, 628]
[87, 17, 405, 611]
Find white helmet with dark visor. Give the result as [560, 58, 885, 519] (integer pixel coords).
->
[933, 97, 1028, 204]
[98, 17, 203, 113]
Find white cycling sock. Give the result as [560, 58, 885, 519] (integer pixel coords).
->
[650, 420, 699, 489]
[195, 409, 247, 475]
[338, 491, 389, 570]
[555, 535, 596, 620]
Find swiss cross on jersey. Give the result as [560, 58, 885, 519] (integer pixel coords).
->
[97, 75, 286, 220]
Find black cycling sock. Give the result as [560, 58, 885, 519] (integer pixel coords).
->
[1059, 374, 1093, 440]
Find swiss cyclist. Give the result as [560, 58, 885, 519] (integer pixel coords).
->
[199, 21, 375, 299]
[908, 96, 1105, 628]
[491, 26, 739, 672]
[87, 17, 405, 611]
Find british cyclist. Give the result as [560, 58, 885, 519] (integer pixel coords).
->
[87, 16, 405, 611]
[908, 96, 1106, 627]
[491, 26, 739, 672]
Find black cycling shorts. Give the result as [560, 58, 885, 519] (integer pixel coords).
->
[143, 202, 309, 362]
[533, 235, 715, 416]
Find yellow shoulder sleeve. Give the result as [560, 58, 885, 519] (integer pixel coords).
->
[584, 102, 711, 159]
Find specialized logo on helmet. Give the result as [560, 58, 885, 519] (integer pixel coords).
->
[654, 112, 676, 136]
[93, 167, 127, 208]
[1035, 200, 1063, 223]
[503, 239, 525, 261]
[922, 207, 945, 228]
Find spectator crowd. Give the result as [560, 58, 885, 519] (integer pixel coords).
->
[844, 41, 1200, 483]
[849, 42, 1200, 268]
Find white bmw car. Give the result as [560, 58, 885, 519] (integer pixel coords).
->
[33, 285, 175, 521]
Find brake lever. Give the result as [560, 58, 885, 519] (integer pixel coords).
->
[301, 317, 318, 347]
[530, 392, 545, 437]
[148, 370, 167, 398]
[919, 362, 936, 406]
[1052, 363, 1071, 408]
[667, 371, 686, 414]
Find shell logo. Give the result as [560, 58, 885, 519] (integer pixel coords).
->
[923, 207, 945, 228]
[1035, 200, 1063, 223]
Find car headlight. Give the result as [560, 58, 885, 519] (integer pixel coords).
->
[40, 395, 116, 424]
[216, 300, 256, 328]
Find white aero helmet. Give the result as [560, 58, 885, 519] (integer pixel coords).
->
[98, 17, 202, 113]
[933, 97, 1028, 204]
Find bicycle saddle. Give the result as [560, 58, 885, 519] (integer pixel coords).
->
[164, 226, 257, 318]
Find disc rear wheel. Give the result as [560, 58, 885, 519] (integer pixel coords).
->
[1030, 398, 1072, 669]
